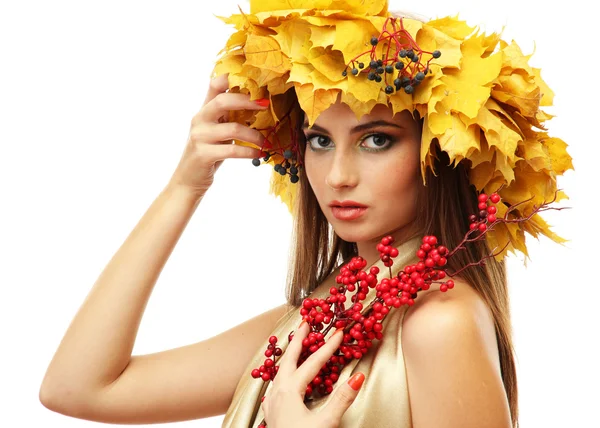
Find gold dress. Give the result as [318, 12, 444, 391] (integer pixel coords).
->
[223, 236, 422, 428]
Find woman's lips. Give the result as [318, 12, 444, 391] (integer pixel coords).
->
[331, 206, 368, 221]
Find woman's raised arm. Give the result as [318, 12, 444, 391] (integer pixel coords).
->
[39, 74, 284, 423]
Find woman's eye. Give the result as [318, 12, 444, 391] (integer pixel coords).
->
[306, 135, 332, 149]
[361, 134, 392, 150]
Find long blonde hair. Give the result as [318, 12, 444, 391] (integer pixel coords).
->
[283, 96, 519, 426]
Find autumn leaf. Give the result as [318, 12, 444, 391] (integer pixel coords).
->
[426, 15, 476, 40]
[244, 34, 291, 73]
[294, 83, 341, 126]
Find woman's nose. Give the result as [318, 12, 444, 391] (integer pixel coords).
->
[325, 151, 359, 190]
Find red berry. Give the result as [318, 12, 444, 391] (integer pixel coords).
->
[490, 193, 500, 203]
[487, 206, 497, 214]
[478, 193, 488, 203]
[478, 202, 487, 210]
[478, 223, 487, 232]
[390, 247, 399, 257]
[251, 369, 260, 378]
[488, 214, 497, 223]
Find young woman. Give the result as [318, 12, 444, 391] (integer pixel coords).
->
[39, 2, 570, 427]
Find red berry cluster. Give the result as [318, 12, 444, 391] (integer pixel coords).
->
[250, 335, 282, 382]
[469, 192, 501, 233]
[250, 233, 457, 403]
[252, 188, 564, 427]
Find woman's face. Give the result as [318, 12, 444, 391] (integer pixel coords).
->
[303, 101, 423, 247]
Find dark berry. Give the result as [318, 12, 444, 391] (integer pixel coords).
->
[252, 158, 261, 167]
[290, 174, 299, 183]
[377, 59, 383, 66]
[399, 49, 407, 58]
[290, 165, 298, 174]
[384, 85, 394, 94]
[369, 60, 378, 69]
[367, 71, 376, 80]
[415, 71, 425, 81]
[385, 65, 393, 73]
[278, 166, 287, 175]
[404, 84, 414, 94]
[370, 37, 379, 46]
[395, 61, 404, 70]
[411, 55, 418, 62]
[283, 149, 293, 159]
[358, 62, 364, 69]
[374, 75, 382, 82]
[432, 50, 441, 58]
[376, 66, 384, 74]
[274, 164, 281, 172]
[342, 70, 347, 77]
[351, 68, 359, 75]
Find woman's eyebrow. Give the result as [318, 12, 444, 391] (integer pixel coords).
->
[301, 120, 405, 133]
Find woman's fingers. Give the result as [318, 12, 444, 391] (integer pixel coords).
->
[294, 329, 344, 387]
[277, 321, 310, 379]
[202, 73, 230, 107]
[190, 122, 266, 148]
[197, 92, 269, 124]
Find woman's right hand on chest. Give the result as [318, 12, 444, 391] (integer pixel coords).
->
[168, 73, 269, 200]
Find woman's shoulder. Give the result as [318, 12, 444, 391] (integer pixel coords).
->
[401, 277, 500, 371]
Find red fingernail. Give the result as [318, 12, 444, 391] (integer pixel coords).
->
[298, 319, 307, 328]
[348, 373, 365, 391]
[255, 98, 270, 107]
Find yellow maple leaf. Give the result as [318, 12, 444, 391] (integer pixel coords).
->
[417, 25, 462, 69]
[470, 161, 495, 190]
[340, 92, 378, 121]
[345, 73, 381, 103]
[309, 25, 337, 49]
[436, 113, 480, 162]
[294, 83, 341, 126]
[438, 33, 503, 120]
[531, 67, 554, 107]
[475, 102, 523, 160]
[388, 89, 413, 117]
[518, 138, 551, 172]
[244, 34, 291, 73]
[426, 15, 476, 40]
[541, 137, 573, 175]
[308, 46, 347, 82]
[273, 20, 311, 63]
[332, 19, 379, 64]
[492, 73, 541, 118]
[213, 54, 245, 78]
[499, 40, 533, 75]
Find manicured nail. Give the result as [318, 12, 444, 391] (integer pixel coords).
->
[255, 98, 270, 107]
[298, 319, 307, 328]
[348, 373, 365, 391]
[335, 327, 344, 335]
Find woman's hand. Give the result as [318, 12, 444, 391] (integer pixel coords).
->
[262, 321, 366, 428]
[168, 73, 269, 199]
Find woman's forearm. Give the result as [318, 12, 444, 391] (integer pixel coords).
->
[40, 183, 202, 396]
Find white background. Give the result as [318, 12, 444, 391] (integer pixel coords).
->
[1, 0, 597, 427]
